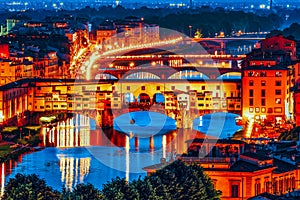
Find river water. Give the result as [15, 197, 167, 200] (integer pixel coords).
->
[1, 112, 242, 191]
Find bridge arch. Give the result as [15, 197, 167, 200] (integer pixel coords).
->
[168, 70, 210, 80]
[95, 73, 118, 80]
[124, 72, 160, 80]
[153, 93, 165, 103]
[138, 93, 151, 103]
[124, 92, 135, 103]
[216, 72, 241, 80]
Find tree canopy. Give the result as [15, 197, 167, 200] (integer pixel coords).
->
[102, 160, 221, 200]
[3, 161, 221, 200]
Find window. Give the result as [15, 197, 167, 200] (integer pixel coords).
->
[127, 86, 130, 90]
[255, 107, 259, 113]
[275, 98, 281, 104]
[231, 185, 239, 198]
[261, 80, 266, 86]
[275, 81, 281, 86]
[201, 86, 205, 90]
[249, 80, 254, 86]
[248, 71, 254, 77]
[275, 71, 282, 77]
[171, 86, 175, 90]
[275, 90, 281, 95]
[156, 86, 160, 90]
[261, 99, 265, 106]
[261, 89, 265, 97]
[141, 86, 145, 90]
[216, 85, 220, 90]
[249, 98, 254, 106]
[186, 86, 190, 90]
[249, 89, 253, 97]
[261, 107, 266, 113]
[260, 71, 266, 77]
[249, 107, 254, 113]
[255, 182, 261, 195]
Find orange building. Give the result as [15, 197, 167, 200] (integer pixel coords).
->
[242, 64, 293, 123]
[143, 139, 300, 200]
[241, 35, 297, 125]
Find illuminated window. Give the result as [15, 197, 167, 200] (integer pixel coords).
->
[275, 98, 281, 104]
[274, 107, 282, 113]
[249, 107, 254, 113]
[261, 107, 266, 113]
[275, 71, 282, 77]
[249, 80, 254, 86]
[248, 71, 254, 77]
[255, 107, 259, 113]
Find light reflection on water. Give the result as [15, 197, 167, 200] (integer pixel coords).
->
[2, 112, 240, 191]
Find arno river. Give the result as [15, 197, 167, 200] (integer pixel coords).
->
[0, 112, 242, 192]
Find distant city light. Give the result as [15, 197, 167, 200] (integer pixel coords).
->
[259, 4, 265, 9]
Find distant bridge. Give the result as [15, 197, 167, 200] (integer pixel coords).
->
[94, 66, 241, 80]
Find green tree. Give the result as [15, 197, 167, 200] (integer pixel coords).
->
[148, 160, 221, 200]
[131, 176, 168, 200]
[102, 177, 139, 200]
[3, 173, 61, 200]
[62, 183, 103, 200]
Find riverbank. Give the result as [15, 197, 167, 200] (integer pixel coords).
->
[0, 142, 43, 163]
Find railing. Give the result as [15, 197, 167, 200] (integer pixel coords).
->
[179, 157, 230, 163]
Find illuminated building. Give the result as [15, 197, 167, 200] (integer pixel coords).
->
[0, 44, 9, 58]
[0, 78, 241, 127]
[242, 35, 297, 125]
[143, 139, 300, 199]
[95, 17, 159, 50]
[242, 63, 293, 122]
